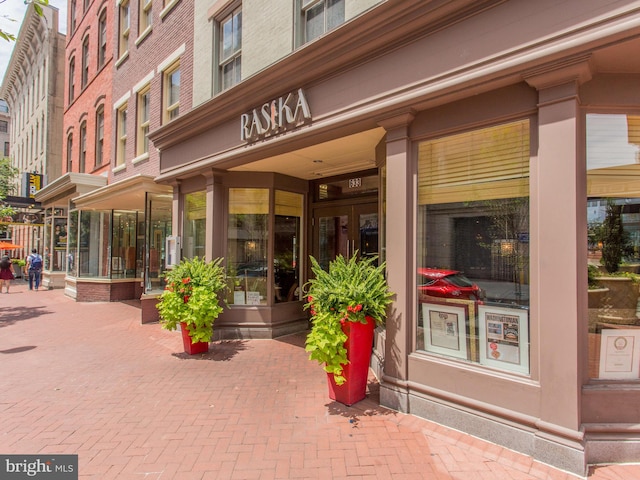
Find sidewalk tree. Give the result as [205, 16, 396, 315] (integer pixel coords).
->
[0, 158, 18, 227]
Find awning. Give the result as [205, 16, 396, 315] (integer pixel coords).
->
[72, 174, 172, 211]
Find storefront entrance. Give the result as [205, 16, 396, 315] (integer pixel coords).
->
[310, 170, 380, 269]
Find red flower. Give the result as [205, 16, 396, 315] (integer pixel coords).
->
[308, 295, 313, 303]
[182, 277, 191, 284]
[355, 304, 363, 312]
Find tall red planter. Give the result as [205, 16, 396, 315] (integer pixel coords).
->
[327, 315, 376, 406]
[180, 322, 209, 355]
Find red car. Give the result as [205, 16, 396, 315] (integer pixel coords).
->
[417, 268, 484, 302]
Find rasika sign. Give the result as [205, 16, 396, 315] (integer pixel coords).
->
[241, 88, 311, 143]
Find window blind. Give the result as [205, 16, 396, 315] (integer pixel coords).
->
[418, 120, 530, 205]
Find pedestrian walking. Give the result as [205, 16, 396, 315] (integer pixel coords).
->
[26, 248, 43, 291]
[0, 254, 15, 293]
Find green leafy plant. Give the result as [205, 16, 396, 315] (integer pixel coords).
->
[157, 257, 227, 343]
[304, 253, 393, 385]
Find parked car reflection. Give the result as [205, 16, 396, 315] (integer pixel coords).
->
[417, 268, 485, 302]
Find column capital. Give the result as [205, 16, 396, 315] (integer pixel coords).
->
[523, 54, 593, 91]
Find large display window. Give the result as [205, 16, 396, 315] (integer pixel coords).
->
[416, 119, 531, 374]
[274, 190, 303, 303]
[183, 191, 206, 259]
[586, 113, 640, 381]
[42, 208, 67, 272]
[146, 192, 172, 293]
[67, 209, 143, 279]
[227, 188, 269, 305]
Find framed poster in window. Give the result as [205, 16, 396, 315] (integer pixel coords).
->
[422, 303, 468, 360]
[598, 329, 640, 380]
[478, 305, 529, 374]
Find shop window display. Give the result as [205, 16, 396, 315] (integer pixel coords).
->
[417, 119, 531, 375]
[146, 192, 172, 293]
[183, 191, 206, 259]
[586, 113, 640, 381]
[227, 188, 268, 305]
[274, 190, 303, 303]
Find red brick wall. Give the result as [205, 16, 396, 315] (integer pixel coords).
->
[75, 280, 142, 302]
[111, 1, 195, 183]
[63, 0, 114, 177]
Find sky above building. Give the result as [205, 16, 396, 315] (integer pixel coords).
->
[0, 0, 67, 93]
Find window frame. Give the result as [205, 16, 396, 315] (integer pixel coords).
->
[79, 121, 87, 173]
[66, 133, 73, 173]
[68, 57, 76, 104]
[97, 9, 107, 69]
[95, 106, 104, 167]
[299, 0, 345, 45]
[136, 85, 151, 156]
[218, 6, 242, 92]
[139, 0, 153, 35]
[118, 0, 130, 59]
[81, 36, 90, 89]
[163, 61, 180, 124]
[116, 103, 128, 167]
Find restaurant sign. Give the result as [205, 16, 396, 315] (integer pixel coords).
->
[241, 88, 311, 143]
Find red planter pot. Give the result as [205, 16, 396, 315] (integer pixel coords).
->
[327, 315, 375, 406]
[180, 322, 209, 355]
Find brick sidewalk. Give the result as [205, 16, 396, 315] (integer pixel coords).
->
[0, 282, 637, 479]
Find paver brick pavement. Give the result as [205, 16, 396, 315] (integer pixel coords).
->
[1, 282, 639, 479]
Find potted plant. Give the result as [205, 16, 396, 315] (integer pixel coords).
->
[156, 257, 227, 354]
[304, 252, 393, 406]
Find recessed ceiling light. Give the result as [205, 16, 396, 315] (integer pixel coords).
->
[313, 160, 323, 163]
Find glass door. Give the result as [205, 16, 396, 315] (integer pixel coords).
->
[312, 202, 378, 270]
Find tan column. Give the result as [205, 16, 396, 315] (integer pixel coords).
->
[525, 57, 591, 441]
[378, 112, 415, 413]
[204, 170, 225, 261]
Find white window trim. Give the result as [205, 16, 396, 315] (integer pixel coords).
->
[133, 71, 154, 93]
[160, 0, 179, 19]
[135, 25, 153, 46]
[157, 44, 185, 74]
[113, 91, 131, 110]
[132, 152, 150, 165]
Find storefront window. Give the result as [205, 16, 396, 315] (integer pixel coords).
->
[183, 191, 206, 259]
[68, 210, 78, 276]
[111, 211, 139, 278]
[274, 190, 303, 302]
[146, 193, 172, 293]
[417, 120, 531, 375]
[78, 210, 111, 278]
[42, 208, 68, 272]
[586, 113, 640, 381]
[227, 188, 268, 305]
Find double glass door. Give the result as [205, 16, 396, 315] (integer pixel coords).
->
[312, 202, 379, 270]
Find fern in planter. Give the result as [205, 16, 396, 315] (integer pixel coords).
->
[304, 253, 393, 385]
[157, 257, 227, 343]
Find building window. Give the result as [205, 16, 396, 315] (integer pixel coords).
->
[70, 0, 76, 32]
[586, 113, 640, 381]
[95, 106, 104, 166]
[227, 188, 269, 305]
[116, 103, 127, 166]
[81, 36, 90, 88]
[83, 0, 90, 12]
[118, 0, 130, 58]
[98, 10, 107, 69]
[301, 0, 344, 44]
[66, 134, 73, 172]
[0, 120, 7, 133]
[163, 61, 180, 123]
[219, 7, 242, 91]
[274, 191, 303, 302]
[68, 57, 75, 103]
[4, 142, 9, 157]
[183, 191, 206, 259]
[79, 121, 87, 173]
[139, 0, 152, 33]
[416, 119, 530, 375]
[137, 86, 150, 155]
